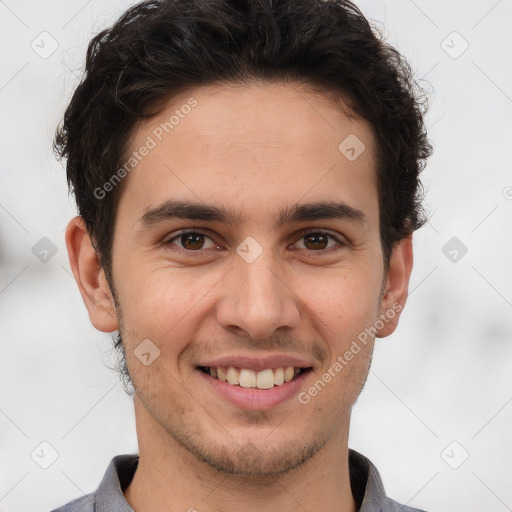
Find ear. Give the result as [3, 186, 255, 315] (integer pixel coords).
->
[376, 235, 413, 338]
[65, 216, 119, 332]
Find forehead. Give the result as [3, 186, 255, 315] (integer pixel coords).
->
[118, 82, 378, 226]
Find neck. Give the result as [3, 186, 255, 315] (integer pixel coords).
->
[124, 397, 357, 512]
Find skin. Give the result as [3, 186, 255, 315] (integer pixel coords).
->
[66, 82, 413, 512]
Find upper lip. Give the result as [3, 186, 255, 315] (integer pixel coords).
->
[197, 354, 314, 372]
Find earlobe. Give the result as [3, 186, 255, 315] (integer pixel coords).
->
[376, 235, 413, 338]
[65, 216, 119, 333]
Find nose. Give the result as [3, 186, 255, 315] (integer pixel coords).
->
[216, 254, 301, 341]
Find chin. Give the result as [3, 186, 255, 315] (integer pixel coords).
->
[201, 440, 323, 476]
[168, 422, 329, 477]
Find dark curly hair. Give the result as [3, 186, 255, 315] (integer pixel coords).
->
[54, 0, 432, 392]
[55, 0, 432, 280]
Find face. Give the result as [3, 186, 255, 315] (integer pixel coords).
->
[71, 82, 411, 476]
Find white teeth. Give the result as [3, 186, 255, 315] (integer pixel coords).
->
[239, 369, 257, 388]
[256, 369, 275, 389]
[226, 367, 239, 385]
[274, 367, 285, 386]
[284, 367, 295, 382]
[205, 365, 306, 389]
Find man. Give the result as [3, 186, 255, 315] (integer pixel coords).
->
[53, 0, 432, 510]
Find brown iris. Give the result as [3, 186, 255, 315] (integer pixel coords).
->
[180, 233, 205, 250]
[303, 232, 329, 250]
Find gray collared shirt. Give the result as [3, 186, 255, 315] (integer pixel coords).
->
[51, 449, 427, 511]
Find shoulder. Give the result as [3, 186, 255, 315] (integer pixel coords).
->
[50, 492, 95, 512]
[349, 449, 430, 512]
[49, 454, 138, 512]
[383, 496, 429, 512]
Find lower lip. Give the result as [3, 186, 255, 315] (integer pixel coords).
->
[196, 369, 310, 410]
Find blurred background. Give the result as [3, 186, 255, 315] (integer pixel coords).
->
[0, 1, 511, 511]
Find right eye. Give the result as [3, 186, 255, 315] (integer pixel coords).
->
[164, 230, 219, 252]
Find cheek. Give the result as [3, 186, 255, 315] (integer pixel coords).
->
[117, 270, 210, 395]
[297, 266, 382, 341]
[117, 266, 222, 349]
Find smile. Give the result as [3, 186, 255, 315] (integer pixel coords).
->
[198, 366, 311, 390]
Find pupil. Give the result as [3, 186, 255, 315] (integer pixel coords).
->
[305, 233, 327, 250]
[182, 233, 204, 250]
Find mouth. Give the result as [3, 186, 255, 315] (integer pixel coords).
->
[197, 365, 313, 390]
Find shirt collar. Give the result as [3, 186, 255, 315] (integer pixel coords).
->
[94, 449, 393, 511]
[95, 454, 138, 512]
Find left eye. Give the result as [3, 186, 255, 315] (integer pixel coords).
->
[294, 231, 342, 251]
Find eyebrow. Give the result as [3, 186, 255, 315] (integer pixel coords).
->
[135, 199, 368, 230]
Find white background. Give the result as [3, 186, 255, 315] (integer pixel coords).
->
[0, 1, 511, 511]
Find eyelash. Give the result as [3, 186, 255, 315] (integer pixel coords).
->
[163, 229, 346, 254]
